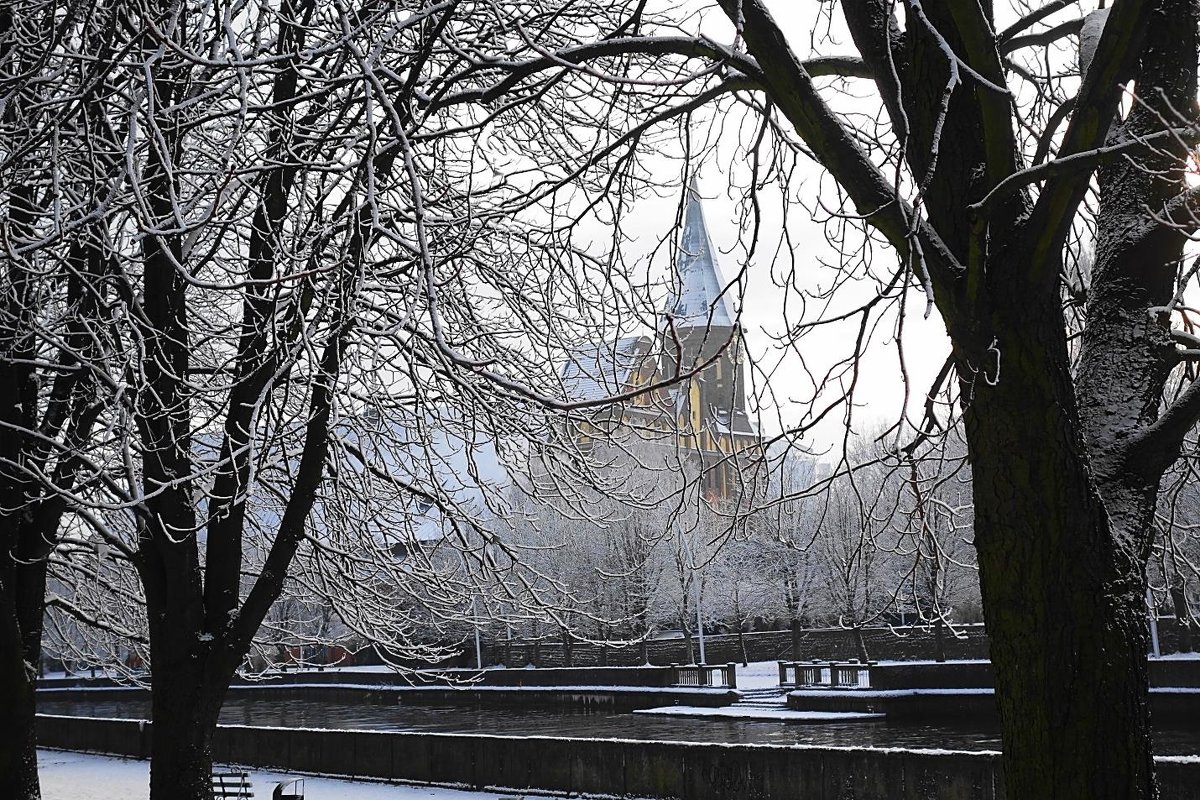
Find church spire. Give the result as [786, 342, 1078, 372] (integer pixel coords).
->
[665, 179, 736, 328]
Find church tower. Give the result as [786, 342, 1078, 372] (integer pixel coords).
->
[560, 179, 759, 502]
[658, 181, 757, 500]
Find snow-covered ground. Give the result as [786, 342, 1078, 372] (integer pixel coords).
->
[633, 706, 883, 722]
[736, 661, 785, 690]
[37, 750, 635, 800]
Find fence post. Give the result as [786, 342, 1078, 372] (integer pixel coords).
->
[669, 662, 679, 685]
[829, 661, 840, 688]
[726, 663, 737, 689]
[778, 660, 787, 687]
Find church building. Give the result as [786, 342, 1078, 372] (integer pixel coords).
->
[562, 181, 759, 502]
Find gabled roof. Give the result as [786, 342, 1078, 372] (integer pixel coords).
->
[560, 335, 651, 402]
[665, 181, 736, 329]
[339, 407, 512, 544]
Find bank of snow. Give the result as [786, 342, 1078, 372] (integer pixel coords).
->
[632, 706, 882, 723]
[37, 749, 642, 800]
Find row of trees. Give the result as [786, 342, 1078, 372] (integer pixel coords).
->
[498, 435, 981, 663]
[0, 2, 711, 798]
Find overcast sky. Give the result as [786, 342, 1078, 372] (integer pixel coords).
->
[578, 1, 961, 455]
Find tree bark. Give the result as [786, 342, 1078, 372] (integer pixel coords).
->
[0, 561, 44, 800]
[148, 664, 226, 800]
[965, 285, 1154, 799]
[851, 626, 868, 663]
[1169, 581, 1195, 653]
[933, 618, 946, 663]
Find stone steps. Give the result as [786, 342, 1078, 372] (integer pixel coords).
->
[733, 687, 788, 709]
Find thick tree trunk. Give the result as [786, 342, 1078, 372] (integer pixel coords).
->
[851, 626, 868, 663]
[966, 290, 1154, 800]
[0, 674, 38, 800]
[1169, 582, 1195, 653]
[0, 554, 48, 800]
[0, 582, 40, 800]
[561, 628, 573, 667]
[149, 668, 224, 800]
[790, 618, 802, 661]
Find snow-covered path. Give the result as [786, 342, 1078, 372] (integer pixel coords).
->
[732, 660, 782, 690]
[37, 749, 627, 800]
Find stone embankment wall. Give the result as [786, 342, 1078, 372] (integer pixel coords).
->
[481, 624, 992, 667]
[36, 665, 740, 711]
[36, 714, 1200, 800]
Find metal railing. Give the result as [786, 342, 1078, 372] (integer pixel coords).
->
[669, 662, 738, 689]
[778, 659, 874, 689]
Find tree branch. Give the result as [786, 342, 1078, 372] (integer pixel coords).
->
[717, 0, 965, 314]
[1033, 95, 1076, 166]
[803, 56, 873, 80]
[1023, 0, 1155, 278]
[997, 0, 1078, 43]
[428, 36, 764, 109]
[841, 0, 909, 146]
[1000, 18, 1084, 55]
[1132, 376, 1200, 475]
[945, 2, 1020, 187]
[973, 125, 1196, 216]
[1149, 184, 1200, 234]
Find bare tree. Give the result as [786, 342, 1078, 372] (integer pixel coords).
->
[1153, 450, 1200, 653]
[700, 4, 1197, 793]
[0, 3, 125, 796]
[539, 1, 1200, 795]
[894, 432, 980, 661]
[706, 533, 780, 665]
[0, 2, 730, 798]
[808, 445, 900, 662]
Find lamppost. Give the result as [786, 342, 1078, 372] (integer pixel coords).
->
[1148, 587, 1161, 659]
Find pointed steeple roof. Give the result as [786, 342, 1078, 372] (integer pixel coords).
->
[665, 180, 736, 328]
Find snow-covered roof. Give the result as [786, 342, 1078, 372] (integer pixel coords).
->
[560, 336, 650, 402]
[665, 182, 736, 329]
[349, 409, 511, 543]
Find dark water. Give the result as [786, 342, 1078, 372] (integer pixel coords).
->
[38, 695, 1200, 755]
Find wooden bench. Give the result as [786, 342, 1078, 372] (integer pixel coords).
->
[212, 769, 253, 798]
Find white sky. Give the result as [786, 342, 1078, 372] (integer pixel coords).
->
[580, 1, 959, 454]
[593, 1, 1142, 455]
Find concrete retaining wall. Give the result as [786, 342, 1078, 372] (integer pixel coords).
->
[36, 682, 737, 713]
[37, 714, 1006, 799]
[38, 665, 700, 693]
[228, 684, 738, 711]
[485, 625, 992, 667]
[35, 714, 1200, 800]
[869, 657, 1200, 691]
[871, 661, 995, 690]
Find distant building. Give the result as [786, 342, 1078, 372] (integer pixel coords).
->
[562, 181, 759, 502]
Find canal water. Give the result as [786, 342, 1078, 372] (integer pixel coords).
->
[35, 695, 1200, 755]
